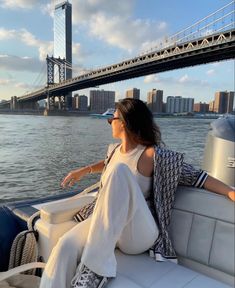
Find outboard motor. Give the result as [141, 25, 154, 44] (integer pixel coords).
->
[202, 115, 235, 187]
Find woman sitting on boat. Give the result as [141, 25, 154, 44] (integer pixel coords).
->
[40, 98, 235, 288]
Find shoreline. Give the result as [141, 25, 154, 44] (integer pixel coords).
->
[0, 109, 222, 119]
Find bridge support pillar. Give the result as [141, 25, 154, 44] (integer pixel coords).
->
[10, 96, 18, 110]
[46, 55, 72, 110]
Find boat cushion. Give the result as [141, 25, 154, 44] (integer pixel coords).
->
[0, 275, 40, 288]
[169, 187, 234, 285]
[36, 186, 234, 286]
[40, 195, 95, 224]
[109, 250, 231, 288]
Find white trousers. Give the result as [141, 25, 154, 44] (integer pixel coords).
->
[40, 163, 159, 288]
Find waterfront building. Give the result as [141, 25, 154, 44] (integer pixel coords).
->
[174, 96, 184, 113]
[126, 88, 140, 99]
[147, 89, 163, 113]
[166, 96, 194, 113]
[209, 101, 214, 112]
[73, 94, 88, 110]
[227, 91, 235, 113]
[166, 96, 175, 113]
[90, 90, 115, 113]
[214, 91, 234, 113]
[78, 95, 88, 110]
[194, 102, 209, 113]
[183, 98, 194, 113]
[54, 1, 72, 109]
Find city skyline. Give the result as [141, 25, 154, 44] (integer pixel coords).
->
[0, 0, 234, 103]
[64, 88, 234, 114]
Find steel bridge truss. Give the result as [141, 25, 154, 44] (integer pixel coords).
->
[1, 29, 234, 110]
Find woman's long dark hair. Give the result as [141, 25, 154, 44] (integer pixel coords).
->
[116, 98, 163, 146]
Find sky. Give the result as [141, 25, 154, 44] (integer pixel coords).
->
[0, 0, 234, 104]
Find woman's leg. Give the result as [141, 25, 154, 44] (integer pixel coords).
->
[40, 217, 91, 288]
[117, 194, 158, 255]
[81, 163, 158, 278]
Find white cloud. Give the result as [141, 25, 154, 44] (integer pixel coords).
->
[143, 73, 210, 88]
[0, 0, 38, 9]
[144, 75, 160, 84]
[70, 0, 168, 53]
[72, 43, 90, 64]
[0, 27, 86, 66]
[41, 2, 54, 17]
[0, 27, 17, 40]
[20, 29, 53, 61]
[41, 0, 168, 55]
[0, 27, 53, 61]
[0, 54, 43, 73]
[0, 76, 42, 96]
[206, 69, 215, 76]
[88, 13, 167, 52]
[211, 63, 220, 67]
[179, 74, 189, 83]
[72, 0, 134, 24]
[0, 78, 13, 85]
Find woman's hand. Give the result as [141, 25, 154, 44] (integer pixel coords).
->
[228, 191, 235, 202]
[204, 175, 235, 202]
[61, 166, 90, 189]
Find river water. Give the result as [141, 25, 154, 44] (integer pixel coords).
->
[0, 114, 212, 203]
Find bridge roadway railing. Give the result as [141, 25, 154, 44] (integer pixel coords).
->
[7, 28, 235, 103]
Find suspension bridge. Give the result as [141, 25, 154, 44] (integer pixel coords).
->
[1, 1, 235, 111]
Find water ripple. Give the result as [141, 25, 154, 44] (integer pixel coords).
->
[0, 115, 210, 203]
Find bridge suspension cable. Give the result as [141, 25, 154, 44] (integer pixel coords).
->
[143, 0, 235, 54]
[21, 62, 47, 96]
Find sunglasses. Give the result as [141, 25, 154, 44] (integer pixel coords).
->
[107, 117, 120, 125]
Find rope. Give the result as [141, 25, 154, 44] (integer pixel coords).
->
[8, 211, 40, 275]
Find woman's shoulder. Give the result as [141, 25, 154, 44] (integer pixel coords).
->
[143, 146, 155, 158]
[106, 142, 120, 157]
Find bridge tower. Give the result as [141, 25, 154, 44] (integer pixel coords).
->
[46, 55, 67, 110]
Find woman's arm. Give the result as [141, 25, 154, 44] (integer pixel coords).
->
[203, 175, 235, 201]
[61, 160, 105, 188]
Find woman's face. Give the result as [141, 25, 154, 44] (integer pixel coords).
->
[111, 110, 124, 139]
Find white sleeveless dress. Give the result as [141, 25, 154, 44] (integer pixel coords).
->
[104, 144, 152, 199]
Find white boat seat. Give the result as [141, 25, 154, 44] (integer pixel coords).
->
[109, 250, 231, 288]
[40, 194, 96, 224]
[35, 186, 234, 287]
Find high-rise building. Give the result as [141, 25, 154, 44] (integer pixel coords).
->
[227, 91, 235, 113]
[214, 91, 227, 113]
[54, 1, 72, 108]
[209, 101, 215, 112]
[194, 102, 209, 113]
[174, 96, 183, 113]
[126, 88, 140, 99]
[90, 90, 115, 113]
[214, 91, 234, 114]
[166, 96, 194, 113]
[183, 98, 194, 113]
[166, 96, 175, 113]
[77, 95, 88, 110]
[147, 89, 163, 113]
